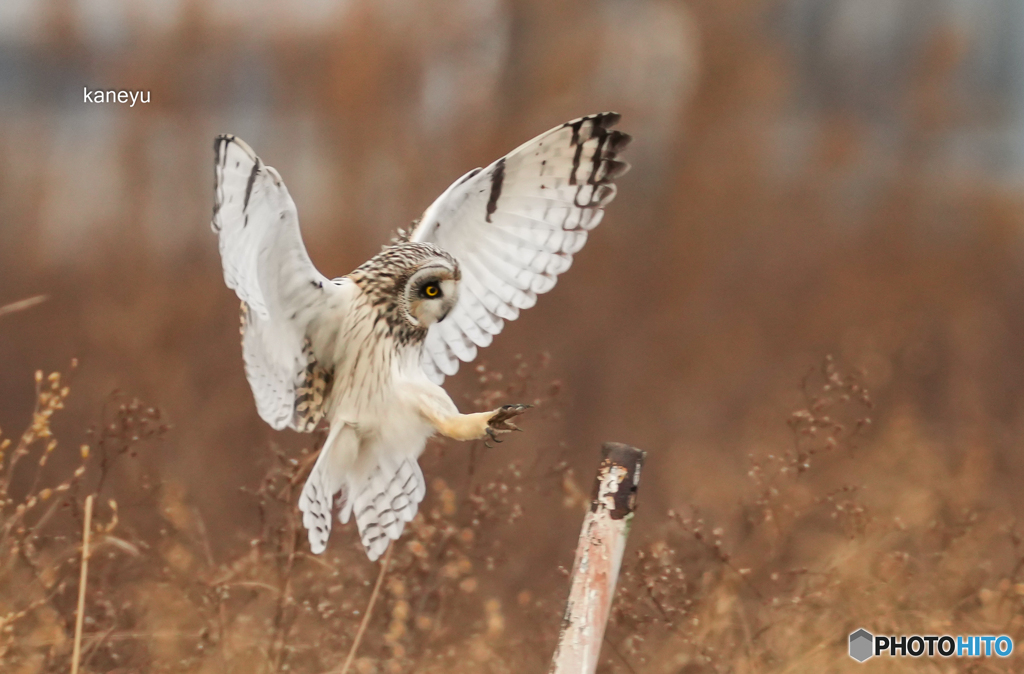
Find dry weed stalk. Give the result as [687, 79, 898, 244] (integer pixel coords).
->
[0, 295, 47, 320]
[337, 544, 393, 674]
[70, 494, 93, 674]
[0, 362, 168, 672]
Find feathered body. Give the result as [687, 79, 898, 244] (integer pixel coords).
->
[298, 244, 461, 558]
[212, 114, 630, 560]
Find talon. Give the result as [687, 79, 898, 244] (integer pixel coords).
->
[487, 403, 532, 436]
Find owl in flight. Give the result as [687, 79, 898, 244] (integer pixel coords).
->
[212, 113, 630, 560]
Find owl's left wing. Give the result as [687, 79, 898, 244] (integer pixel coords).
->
[212, 135, 348, 431]
[409, 113, 631, 383]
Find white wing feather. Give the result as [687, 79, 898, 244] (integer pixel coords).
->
[212, 135, 344, 431]
[410, 113, 630, 383]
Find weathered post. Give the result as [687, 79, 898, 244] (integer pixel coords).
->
[550, 442, 646, 674]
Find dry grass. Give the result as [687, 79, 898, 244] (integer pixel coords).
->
[0, 356, 572, 674]
[4, 354, 1024, 673]
[606, 358, 1024, 673]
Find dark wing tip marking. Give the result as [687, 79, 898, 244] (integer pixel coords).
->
[562, 111, 621, 134]
[586, 111, 622, 129]
[457, 167, 483, 186]
[564, 113, 632, 187]
[485, 157, 506, 223]
[601, 159, 631, 183]
[212, 137, 227, 226]
[242, 160, 261, 211]
[213, 134, 265, 226]
[608, 130, 632, 154]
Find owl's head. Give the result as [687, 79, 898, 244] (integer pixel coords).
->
[402, 256, 460, 328]
[350, 242, 461, 333]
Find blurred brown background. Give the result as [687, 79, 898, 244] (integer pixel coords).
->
[4, 0, 1024, 671]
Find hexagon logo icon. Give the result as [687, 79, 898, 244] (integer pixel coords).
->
[849, 629, 874, 662]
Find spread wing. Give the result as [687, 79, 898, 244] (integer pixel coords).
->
[409, 113, 631, 383]
[212, 135, 347, 431]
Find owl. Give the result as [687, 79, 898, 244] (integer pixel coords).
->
[212, 113, 630, 560]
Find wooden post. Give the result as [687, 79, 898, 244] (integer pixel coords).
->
[551, 443, 645, 674]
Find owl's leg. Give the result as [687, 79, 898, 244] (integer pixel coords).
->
[410, 383, 532, 442]
[430, 404, 532, 443]
[430, 410, 495, 441]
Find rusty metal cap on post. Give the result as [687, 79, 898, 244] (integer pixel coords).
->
[589, 442, 645, 520]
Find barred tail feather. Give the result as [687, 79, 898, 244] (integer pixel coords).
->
[298, 425, 357, 554]
[349, 457, 426, 561]
[298, 454, 335, 554]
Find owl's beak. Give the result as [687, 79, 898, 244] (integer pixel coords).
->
[438, 279, 459, 322]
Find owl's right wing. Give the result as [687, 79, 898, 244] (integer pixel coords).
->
[212, 135, 347, 432]
[409, 113, 631, 383]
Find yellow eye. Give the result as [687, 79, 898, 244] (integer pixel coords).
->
[425, 284, 440, 298]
